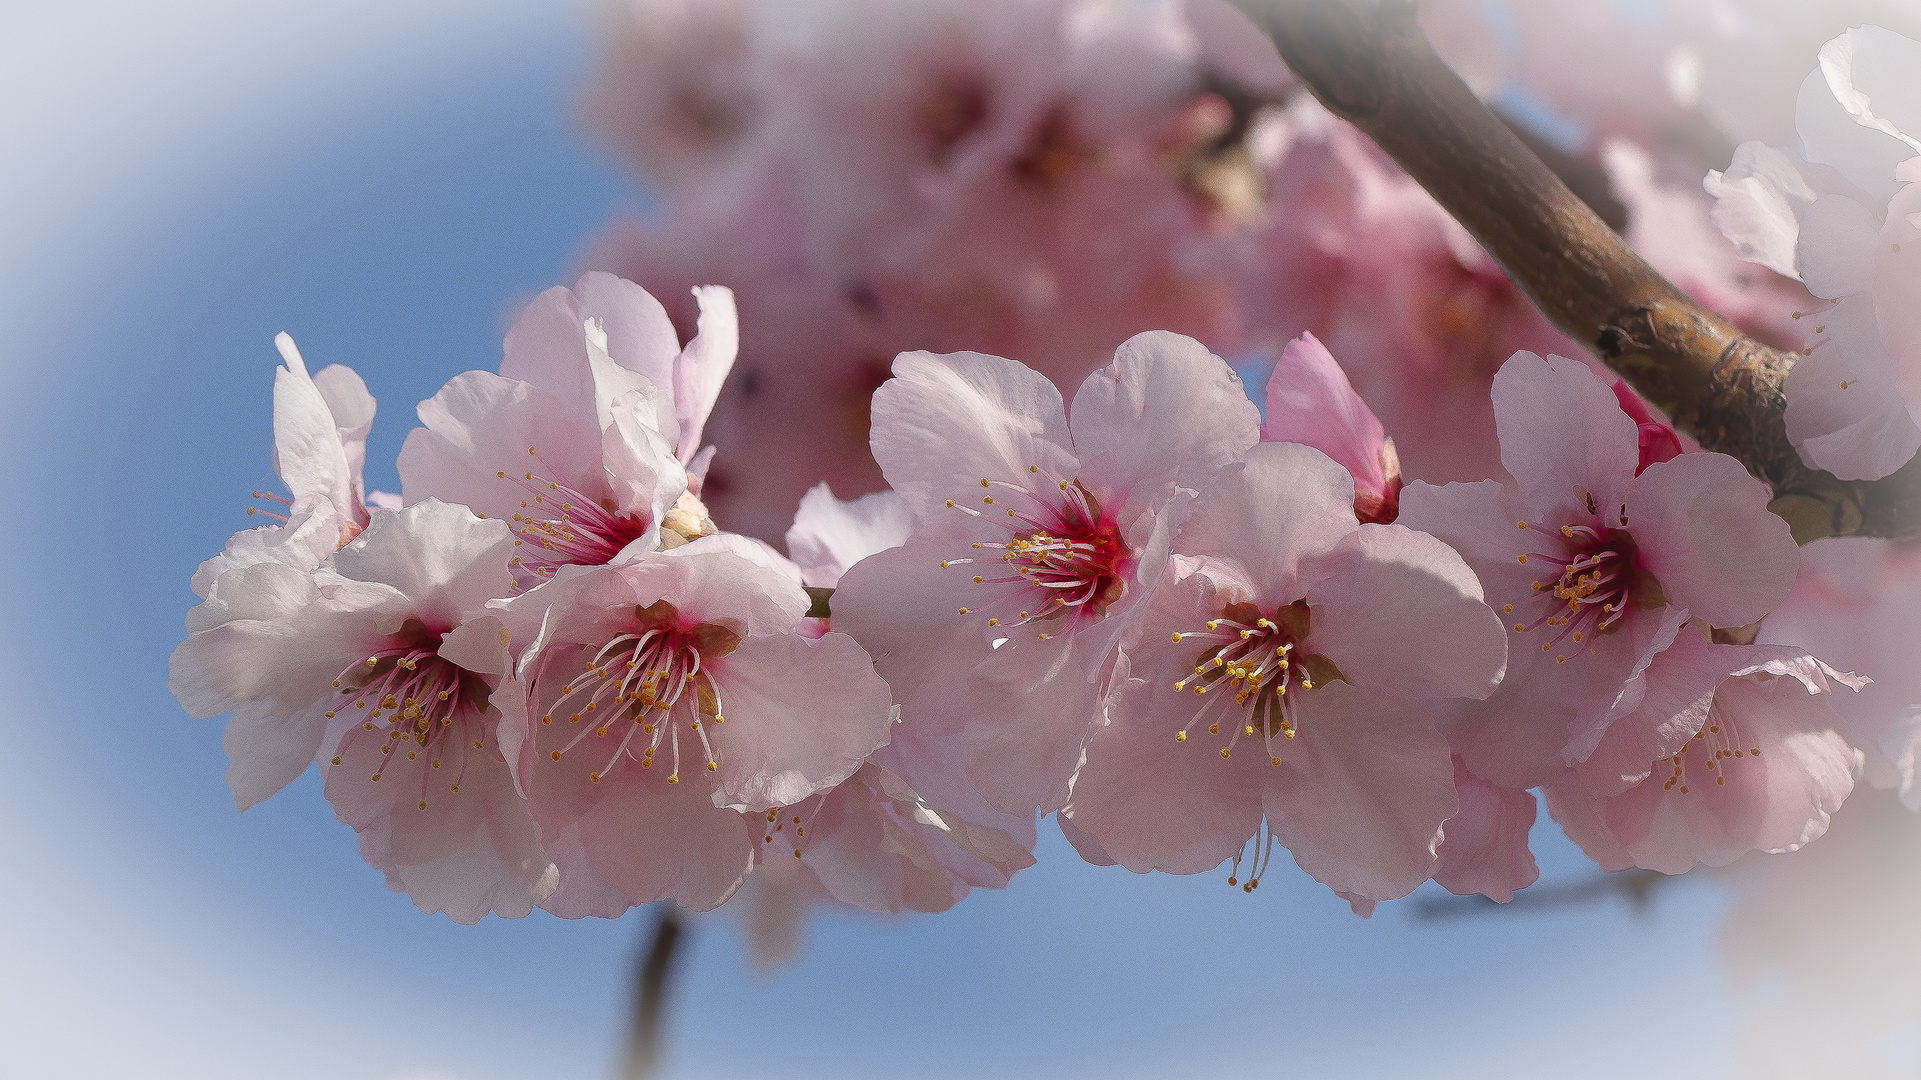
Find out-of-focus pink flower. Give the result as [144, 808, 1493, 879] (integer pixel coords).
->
[494, 547, 894, 914]
[582, 0, 762, 200]
[398, 274, 734, 586]
[1060, 441, 1504, 903]
[579, 1, 1294, 540]
[1707, 26, 1921, 480]
[833, 332, 1260, 816]
[1260, 332, 1402, 523]
[1398, 352, 1800, 795]
[1760, 536, 1921, 807]
[1548, 646, 1861, 875]
[171, 500, 554, 922]
[1423, 0, 1921, 155]
[191, 333, 380, 597]
[1243, 98, 1598, 486]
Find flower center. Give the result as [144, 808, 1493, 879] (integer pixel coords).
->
[1509, 516, 1654, 664]
[1660, 700, 1761, 795]
[496, 446, 650, 588]
[324, 618, 492, 811]
[536, 600, 739, 787]
[1167, 600, 1344, 765]
[939, 466, 1130, 638]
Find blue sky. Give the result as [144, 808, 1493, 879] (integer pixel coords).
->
[0, 4, 1751, 1078]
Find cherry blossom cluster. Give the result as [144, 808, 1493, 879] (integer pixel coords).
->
[174, 267, 1898, 927]
[167, 7, 1921, 966]
[575, 0, 1817, 540]
[170, 274, 1034, 923]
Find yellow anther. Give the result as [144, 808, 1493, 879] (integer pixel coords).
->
[330, 756, 341, 766]
[1517, 555, 1528, 564]
[1219, 749, 1231, 759]
[1175, 731, 1187, 741]
[707, 762, 718, 772]
[551, 750, 561, 761]
[1271, 757, 1281, 766]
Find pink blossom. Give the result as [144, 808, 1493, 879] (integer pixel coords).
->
[191, 333, 380, 597]
[1397, 352, 1800, 795]
[1760, 536, 1921, 807]
[170, 500, 553, 922]
[581, 0, 761, 201]
[493, 547, 895, 914]
[1059, 441, 1505, 902]
[1260, 331, 1402, 523]
[397, 274, 734, 586]
[578, 1, 1292, 539]
[831, 331, 1261, 816]
[1242, 98, 1599, 487]
[1707, 26, 1921, 480]
[1547, 646, 1861, 875]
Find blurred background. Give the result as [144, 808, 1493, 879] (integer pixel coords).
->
[0, 2, 1906, 1078]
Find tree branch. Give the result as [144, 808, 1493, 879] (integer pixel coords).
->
[620, 906, 685, 1080]
[1227, 0, 1921, 542]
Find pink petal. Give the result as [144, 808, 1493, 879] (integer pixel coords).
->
[784, 483, 914, 589]
[270, 334, 358, 517]
[1261, 683, 1457, 901]
[706, 631, 896, 811]
[1059, 672, 1265, 876]
[1262, 332, 1394, 505]
[328, 501, 517, 630]
[868, 349, 1077, 520]
[672, 284, 739, 463]
[1490, 351, 1640, 517]
[570, 775, 757, 911]
[1626, 452, 1798, 629]
[1433, 759, 1540, 903]
[1173, 441, 1358, 602]
[1066, 330, 1260, 516]
[1299, 522, 1507, 702]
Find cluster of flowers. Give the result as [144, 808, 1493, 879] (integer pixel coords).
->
[170, 276, 1034, 923]
[577, 0, 1821, 540]
[173, 262, 1904, 929]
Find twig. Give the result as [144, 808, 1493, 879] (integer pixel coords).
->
[621, 906, 686, 1080]
[1226, 0, 1921, 542]
[1414, 869, 1674, 921]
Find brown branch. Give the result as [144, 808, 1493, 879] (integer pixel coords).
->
[1227, 0, 1921, 542]
[620, 906, 685, 1080]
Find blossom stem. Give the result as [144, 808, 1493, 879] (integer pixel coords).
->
[621, 905, 685, 1080]
[1226, 0, 1921, 542]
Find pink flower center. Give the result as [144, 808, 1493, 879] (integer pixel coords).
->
[496, 446, 649, 587]
[535, 601, 738, 787]
[939, 466, 1130, 637]
[1660, 701, 1761, 795]
[324, 620, 493, 811]
[1165, 600, 1347, 893]
[1509, 516, 1653, 664]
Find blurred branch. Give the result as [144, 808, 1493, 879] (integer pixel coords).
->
[1415, 869, 1675, 921]
[621, 906, 685, 1080]
[1226, 0, 1921, 543]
